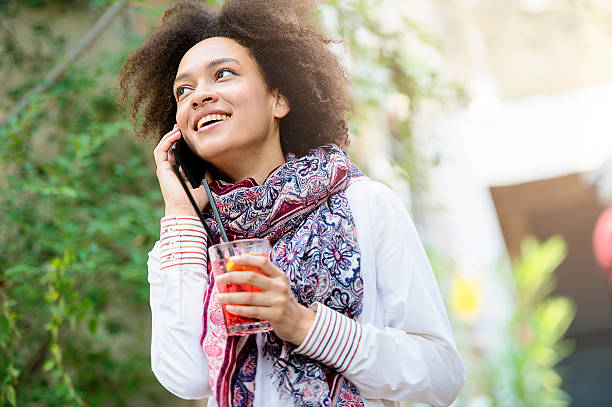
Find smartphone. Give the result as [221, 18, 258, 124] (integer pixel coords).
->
[171, 136, 211, 189]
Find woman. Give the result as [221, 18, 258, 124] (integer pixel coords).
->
[119, 0, 465, 406]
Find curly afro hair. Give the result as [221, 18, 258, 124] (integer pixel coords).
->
[119, 0, 353, 157]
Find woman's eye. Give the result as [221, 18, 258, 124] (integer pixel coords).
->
[216, 69, 235, 80]
[176, 86, 189, 98]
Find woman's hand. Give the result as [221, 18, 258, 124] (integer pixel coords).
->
[215, 255, 316, 346]
[153, 124, 209, 216]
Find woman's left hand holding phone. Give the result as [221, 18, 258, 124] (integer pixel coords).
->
[154, 124, 209, 216]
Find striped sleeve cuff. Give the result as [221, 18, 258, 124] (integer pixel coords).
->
[294, 302, 364, 373]
[159, 216, 207, 271]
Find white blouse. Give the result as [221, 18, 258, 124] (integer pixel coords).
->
[148, 178, 465, 406]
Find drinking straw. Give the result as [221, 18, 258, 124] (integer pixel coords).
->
[170, 164, 215, 242]
[202, 179, 230, 243]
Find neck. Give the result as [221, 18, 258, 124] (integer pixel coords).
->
[229, 153, 285, 185]
[217, 139, 286, 185]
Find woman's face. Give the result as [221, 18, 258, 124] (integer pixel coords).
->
[173, 37, 289, 174]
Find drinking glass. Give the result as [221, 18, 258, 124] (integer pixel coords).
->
[209, 238, 273, 336]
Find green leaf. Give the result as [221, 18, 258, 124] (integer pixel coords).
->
[43, 358, 56, 372]
[7, 385, 16, 406]
[87, 318, 98, 335]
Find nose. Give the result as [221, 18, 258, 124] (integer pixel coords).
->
[191, 86, 219, 108]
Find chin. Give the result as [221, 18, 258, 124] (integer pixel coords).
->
[193, 141, 231, 164]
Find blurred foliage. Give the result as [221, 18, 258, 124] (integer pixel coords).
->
[319, 0, 462, 197]
[0, 1, 164, 405]
[487, 236, 576, 407]
[407, 237, 576, 407]
[0, 0, 447, 405]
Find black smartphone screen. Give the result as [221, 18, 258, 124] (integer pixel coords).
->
[171, 137, 210, 189]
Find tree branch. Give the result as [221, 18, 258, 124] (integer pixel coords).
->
[0, 0, 128, 130]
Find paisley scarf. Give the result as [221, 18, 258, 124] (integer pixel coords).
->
[200, 144, 365, 406]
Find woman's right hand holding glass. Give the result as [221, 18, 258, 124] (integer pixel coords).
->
[153, 124, 209, 216]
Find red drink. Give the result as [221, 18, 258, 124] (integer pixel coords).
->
[209, 239, 273, 336]
[212, 257, 270, 334]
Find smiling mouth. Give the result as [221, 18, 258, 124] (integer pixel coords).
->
[196, 114, 231, 131]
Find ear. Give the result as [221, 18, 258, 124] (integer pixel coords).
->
[272, 92, 290, 119]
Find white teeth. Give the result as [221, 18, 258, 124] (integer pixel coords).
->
[197, 114, 230, 129]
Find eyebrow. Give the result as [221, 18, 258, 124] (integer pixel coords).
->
[174, 57, 240, 84]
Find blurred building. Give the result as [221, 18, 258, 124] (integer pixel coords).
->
[407, 1, 612, 406]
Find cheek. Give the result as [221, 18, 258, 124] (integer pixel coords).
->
[222, 83, 251, 108]
[175, 104, 189, 127]
[239, 95, 275, 126]
[226, 81, 272, 115]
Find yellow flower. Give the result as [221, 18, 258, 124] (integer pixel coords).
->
[450, 275, 482, 323]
